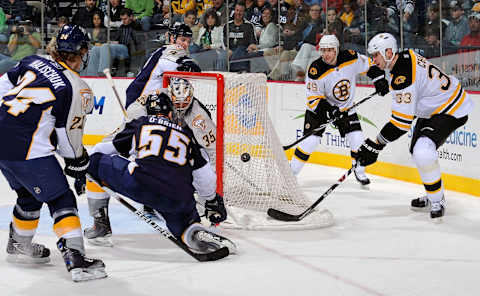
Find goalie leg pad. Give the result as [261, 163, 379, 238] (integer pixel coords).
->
[409, 114, 468, 154]
[182, 223, 238, 254]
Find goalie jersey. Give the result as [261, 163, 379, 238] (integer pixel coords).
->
[384, 50, 473, 134]
[305, 49, 373, 112]
[111, 115, 208, 198]
[0, 55, 93, 160]
[126, 44, 191, 108]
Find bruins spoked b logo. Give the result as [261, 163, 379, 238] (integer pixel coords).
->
[333, 79, 351, 102]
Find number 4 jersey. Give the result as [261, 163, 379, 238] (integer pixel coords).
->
[0, 55, 93, 160]
[386, 50, 474, 133]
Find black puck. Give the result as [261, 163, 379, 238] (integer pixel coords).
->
[241, 152, 251, 162]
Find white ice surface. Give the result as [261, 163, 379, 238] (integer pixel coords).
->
[0, 163, 479, 296]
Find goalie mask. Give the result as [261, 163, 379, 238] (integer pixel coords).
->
[168, 78, 194, 112]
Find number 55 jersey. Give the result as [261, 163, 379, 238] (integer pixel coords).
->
[386, 50, 474, 133]
[0, 55, 93, 160]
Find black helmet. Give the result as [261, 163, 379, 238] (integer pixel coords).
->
[146, 92, 174, 116]
[170, 24, 193, 39]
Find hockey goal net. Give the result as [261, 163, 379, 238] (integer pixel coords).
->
[163, 71, 333, 230]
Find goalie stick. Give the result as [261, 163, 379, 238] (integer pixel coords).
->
[86, 175, 230, 262]
[283, 92, 378, 150]
[267, 166, 354, 221]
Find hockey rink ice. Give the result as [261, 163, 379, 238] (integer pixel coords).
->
[0, 163, 479, 296]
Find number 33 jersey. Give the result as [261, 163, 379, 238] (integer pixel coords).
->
[0, 55, 93, 160]
[387, 50, 474, 132]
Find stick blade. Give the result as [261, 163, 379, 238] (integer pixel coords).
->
[195, 247, 230, 262]
[267, 208, 301, 222]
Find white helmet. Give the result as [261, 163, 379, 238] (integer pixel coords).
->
[368, 33, 398, 68]
[167, 78, 194, 112]
[319, 34, 339, 51]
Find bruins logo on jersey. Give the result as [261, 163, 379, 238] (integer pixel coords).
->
[332, 79, 351, 102]
[309, 67, 318, 76]
[394, 76, 406, 85]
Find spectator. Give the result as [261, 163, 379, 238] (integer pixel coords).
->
[248, 7, 279, 73]
[104, 0, 124, 28]
[125, 0, 154, 32]
[339, 0, 355, 27]
[270, 0, 290, 25]
[421, 27, 446, 58]
[459, 12, 480, 52]
[291, 0, 310, 27]
[83, 11, 109, 76]
[424, 3, 448, 37]
[224, 2, 258, 72]
[110, 8, 143, 75]
[0, 0, 28, 25]
[72, 0, 103, 29]
[191, 9, 227, 70]
[244, 0, 262, 24]
[267, 22, 299, 80]
[196, 0, 215, 19]
[445, 3, 469, 47]
[0, 20, 40, 74]
[320, 0, 342, 14]
[212, 0, 229, 25]
[152, 0, 171, 26]
[323, 6, 343, 43]
[184, 9, 201, 44]
[171, 0, 196, 23]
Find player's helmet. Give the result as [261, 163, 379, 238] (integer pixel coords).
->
[368, 33, 398, 66]
[56, 25, 90, 54]
[168, 78, 194, 112]
[146, 93, 174, 116]
[170, 24, 193, 39]
[319, 34, 339, 51]
[177, 58, 201, 72]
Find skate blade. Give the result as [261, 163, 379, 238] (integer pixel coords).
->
[6, 254, 50, 264]
[359, 183, 370, 190]
[86, 236, 113, 247]
[197, 231, 238, 255]
[410, 206, 431, 213]
[71, 267, 108, 282]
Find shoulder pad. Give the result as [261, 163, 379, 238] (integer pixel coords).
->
[307, 58, 333, 80]
[390, 50, 414, 90]
[336, 50, 358, 65]
[161, 45, 188, 62]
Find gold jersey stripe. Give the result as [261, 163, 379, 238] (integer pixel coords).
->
[392, 110, 415, 120]
[432, 84, 461, 115]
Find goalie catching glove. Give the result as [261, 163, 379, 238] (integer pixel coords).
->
[204, 193, 227, 224]
[64, 150, 90, 179]
[357, 138, 386, 166]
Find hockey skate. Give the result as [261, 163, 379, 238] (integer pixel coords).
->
[353, 164, 370, 187]
[430, 198, 446, 219]
[57, 238, 107, 282]
[183, 223, 237, 254]
[84, 207, 113, 247]
[6, 223, 50, 264]
[410, 196, 431, 212]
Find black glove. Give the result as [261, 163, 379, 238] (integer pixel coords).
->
[357, 138, 386, 166]
[373, 76, 389, 96]
[74, 176, 86, 196]
[204, 193, 227, 224]
[317, 99, 342, 122]
[367, 66, 389, 96]
[64, 151, 90, 179]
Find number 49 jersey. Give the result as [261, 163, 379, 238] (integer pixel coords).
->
[112, 115, 207, 197]
[0, 55, 93, 160]
[387, 50, 474, 132]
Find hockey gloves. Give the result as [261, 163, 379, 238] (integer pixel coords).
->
[357, 138, 386, 166]
[64, 151, 90, 179]
[367, 66, 389, 96]
[204, 193, 227, 224]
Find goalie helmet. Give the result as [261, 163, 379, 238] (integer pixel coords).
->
[146, 93, 174, 116]
[168, 78, 194, 112]
[367, 33, 398, 68]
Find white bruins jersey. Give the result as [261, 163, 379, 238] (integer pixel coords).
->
[305, 50, 372, 112]
[387, 50, 474, 131]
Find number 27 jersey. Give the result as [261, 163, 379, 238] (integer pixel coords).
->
[387, 50, 474, 131]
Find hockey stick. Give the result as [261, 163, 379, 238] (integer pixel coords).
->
[103, 68, 130, 121]
[283, 92, 378, 150]
[267, 166, 354, 221]
[86, 175, 229, 262]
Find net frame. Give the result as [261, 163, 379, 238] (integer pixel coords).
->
[163, 71, 333, 230]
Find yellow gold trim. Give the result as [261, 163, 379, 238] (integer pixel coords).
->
[447, 91, 466, 115]
[57, 61, 80, 76]
[13, 217, 39, 230]
[296, 146, 310, 156]
[392, 110, 414, 120]
[423, 178, 441, 185]
[285, 150, 480, 197]
[389, 119, 410, 130]
[54, 216, 81, 237]
[318, 59, 358, 80]
[433, 84, 461, 115]
[409, 50, 417, 84]
[86, 180, 105, 193]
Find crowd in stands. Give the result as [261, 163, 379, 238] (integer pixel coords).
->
[0, 0, 478, 81]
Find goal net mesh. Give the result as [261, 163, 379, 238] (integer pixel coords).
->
[163, 72, 333, 230]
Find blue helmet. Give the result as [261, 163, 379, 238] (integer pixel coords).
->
[146, 92, 174, 116]
[56, 25, 90, 54]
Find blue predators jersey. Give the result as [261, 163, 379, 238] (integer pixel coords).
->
[112, 115, 207, 199]
[0, 55, 93, 160]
